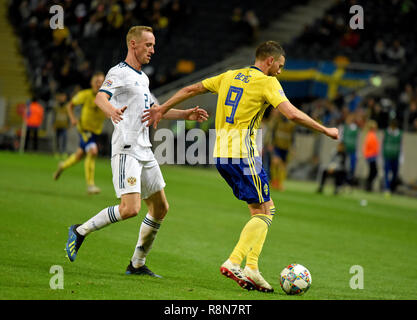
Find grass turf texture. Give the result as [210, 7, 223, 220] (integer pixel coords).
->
[1, 151, 417, 300]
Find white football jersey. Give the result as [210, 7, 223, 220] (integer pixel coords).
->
[99, 61, 155, 161]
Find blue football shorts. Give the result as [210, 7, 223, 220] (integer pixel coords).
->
[215, 157, 270, 204]
[79, 131, 98, 152]
[273, 147, 289, 162]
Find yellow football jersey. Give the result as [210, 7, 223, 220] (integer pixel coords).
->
[273, 113, 296, 150]
[71, 89, 106, 135]
[202, 66, 288, 158]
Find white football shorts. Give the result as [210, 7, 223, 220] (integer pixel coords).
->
[111, 153, 166, 199]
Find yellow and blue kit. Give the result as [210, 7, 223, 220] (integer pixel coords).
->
[272, 115, 296, 162]
[71, 89, 106, 150]
[202, 66, 288, 203]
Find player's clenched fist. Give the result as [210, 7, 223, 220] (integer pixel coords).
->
[325, 127, 339, 140]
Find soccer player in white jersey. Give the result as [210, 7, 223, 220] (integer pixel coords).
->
[65, 26, 208, 277]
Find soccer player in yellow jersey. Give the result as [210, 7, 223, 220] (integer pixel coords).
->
[269, 109, 296, 191]
[144, 41, 339, 292]
[53, 72, 107, 194]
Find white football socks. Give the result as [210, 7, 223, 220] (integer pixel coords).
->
[76, 205, 122, 236]
[131, 213, 162, 268]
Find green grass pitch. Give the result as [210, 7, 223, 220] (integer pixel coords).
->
[1, 151, 417, 300]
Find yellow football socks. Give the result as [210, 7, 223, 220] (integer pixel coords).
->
[229, 212, 274, 266]
[246, 206, 275, 269]
[59, 151, 96, 187]
[85, 153, 96, 186]
[61, 153, 79, 170]
[245, 227, 268, 270]
[278, 164, 287, 186]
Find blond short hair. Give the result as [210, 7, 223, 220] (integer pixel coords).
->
[91, 71, 105, 79]
[126, 26, 153, 47]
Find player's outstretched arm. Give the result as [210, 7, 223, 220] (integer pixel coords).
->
[156, 106, 209, 122]
[144, 82, 208, 129]
[95, 91, 127, 124]
[277, 101, 339, 140]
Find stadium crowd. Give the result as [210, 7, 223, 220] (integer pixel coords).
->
[297, 82, 417, 132]
[8, 0, 285, 106]
[7, 0, 417, 134]
[288, 0, 416, 66]
[4, 0, 417, 195]
[285, 0, 417, 132]
[8, 0, 195, 104]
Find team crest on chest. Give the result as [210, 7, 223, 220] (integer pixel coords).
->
[127, 176, 137, 186]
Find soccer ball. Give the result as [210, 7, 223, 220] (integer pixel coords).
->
[280, 263, 312, 295]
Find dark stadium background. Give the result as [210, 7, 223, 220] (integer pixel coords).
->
[4, 0, 416, 194]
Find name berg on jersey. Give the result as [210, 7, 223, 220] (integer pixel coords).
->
[234, 73, 251, 83]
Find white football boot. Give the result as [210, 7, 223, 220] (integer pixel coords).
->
[220, 259, 255, 291]
[243, 266, 274, 293]
[87, 185, 101, 195]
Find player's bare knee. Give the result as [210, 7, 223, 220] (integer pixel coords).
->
[89, 151, 97, 157]
[75, 150, 84, 161]
[155, 201, 169, 219]
[162, 201, 169, 215]
[125, 208, 139, 219]
[269, 200, 275, 212]
[263, 200, 275, 216]
[119, 203, 140, 219]
[89, 147, 98, 157]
